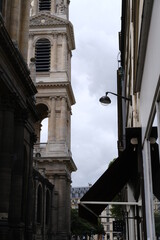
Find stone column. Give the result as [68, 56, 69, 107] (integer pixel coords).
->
[25, 132, 36, 240]
[32, 0, 38, 15]
[59, 98, 67, 142]
[51, 0, 56, 14]
[48, 97, 56, 142]
[52, 34, 58, 71]
[57, 175, 68, 236]
[8, 109, 26, 239]
[67, 110, 71, 149]
[68, 51, 71, 81]
[9, 0, 21, 44]
[28, 35, 34, 66]
[62, 34, 67, 71]
[51, 189, 59, 237]
[57, 35, 62, 71]
[0, 96, 14, 220]
[19, 0, 30, 61]
[66, 178, 71, 236]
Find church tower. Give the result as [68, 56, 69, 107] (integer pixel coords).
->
[28, 1, 76, 239]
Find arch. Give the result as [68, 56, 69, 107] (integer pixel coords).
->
[36, 103, 49, 121]
[33, 36, 53, 47]
[35, 38, 51, 72]
[35, 103, 49, 143]
[39, 0, 51, 11]
[37, 184, 43, 223]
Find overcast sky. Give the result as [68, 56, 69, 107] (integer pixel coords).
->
[69, 0, 122, 187]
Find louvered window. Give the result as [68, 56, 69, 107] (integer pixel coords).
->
[35, 39, 51, 72]
[39, 0, 51, 11]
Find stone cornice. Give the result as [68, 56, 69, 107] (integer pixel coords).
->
[35, 156, 77, 172]
[29, 13, 75, 50]
[36, 81, 76, 106]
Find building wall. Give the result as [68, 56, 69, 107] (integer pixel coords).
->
[120, 0, 160, 239]
[0, 1, 38, 239]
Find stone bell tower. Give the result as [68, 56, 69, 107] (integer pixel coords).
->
[28, 0, 76, 239]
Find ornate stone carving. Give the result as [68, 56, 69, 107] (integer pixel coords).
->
[56, 0, 66, 14]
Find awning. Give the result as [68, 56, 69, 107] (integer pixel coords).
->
[79, 143, 138, 224]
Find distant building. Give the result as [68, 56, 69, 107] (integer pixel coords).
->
[71, 187, 115, 240]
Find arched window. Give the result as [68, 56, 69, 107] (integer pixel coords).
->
[35, 38, 51, 72]
[37, 185, 43, 223]
[39, 0, 51, 11]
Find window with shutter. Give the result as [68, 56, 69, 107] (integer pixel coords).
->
[39, 0, 51, 11]
[35, 38, 51, 72]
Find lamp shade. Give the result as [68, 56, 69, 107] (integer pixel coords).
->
[99, 95, 111, 105]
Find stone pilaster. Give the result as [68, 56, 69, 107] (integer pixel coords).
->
[48, 97, 56, 142]
[62, 34, 67, 71]
[59, 97, 67, 142]
[51, 190, 59, 237]
[9, 0, 21, 44]
[8, 109, 27, 239]
[19, 0, 30, 61]
[0, 95, 15, 238]
[0, 96, 15, 218]
[28, 34, 34, 65]
[52, 34, 58, 71]
[32, 0, 38, 16]
[51, 173, 71, 240]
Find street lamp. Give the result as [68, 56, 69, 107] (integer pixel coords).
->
[99, 91, 132, 105]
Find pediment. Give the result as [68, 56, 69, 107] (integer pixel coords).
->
[30, 13, 68, 27]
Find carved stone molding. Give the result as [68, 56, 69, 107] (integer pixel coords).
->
[30, 13, 68, 27]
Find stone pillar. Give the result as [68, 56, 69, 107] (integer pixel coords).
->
[9, 0, 21, 44]
[28, 35, 34, 66]
[51, 173, 71, 240]
[32, 0, 38, 16]
[59, 98, 67, 142]
[19, 0, 30, 61]
[51, 0, 56, 14]
[0, 96, 15, 239]
[68, 51, 71, 81]
[48, 97, 56, 142]
[0, 96, 14, 218]
[52, 34, 58, 71]
[8, 109, 26, 239]
[57, 35, 62, 71]
[67, 110, 71, 149]
[62, 34, 67, 71]
[51, 189, 59, 237]
[57, 175, 68, 238]
[66, 178, 71, 236]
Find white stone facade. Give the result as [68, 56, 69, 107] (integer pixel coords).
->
[28, 0, 77, 239]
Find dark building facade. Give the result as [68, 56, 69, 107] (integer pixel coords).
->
[0, 2, 38, 239]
